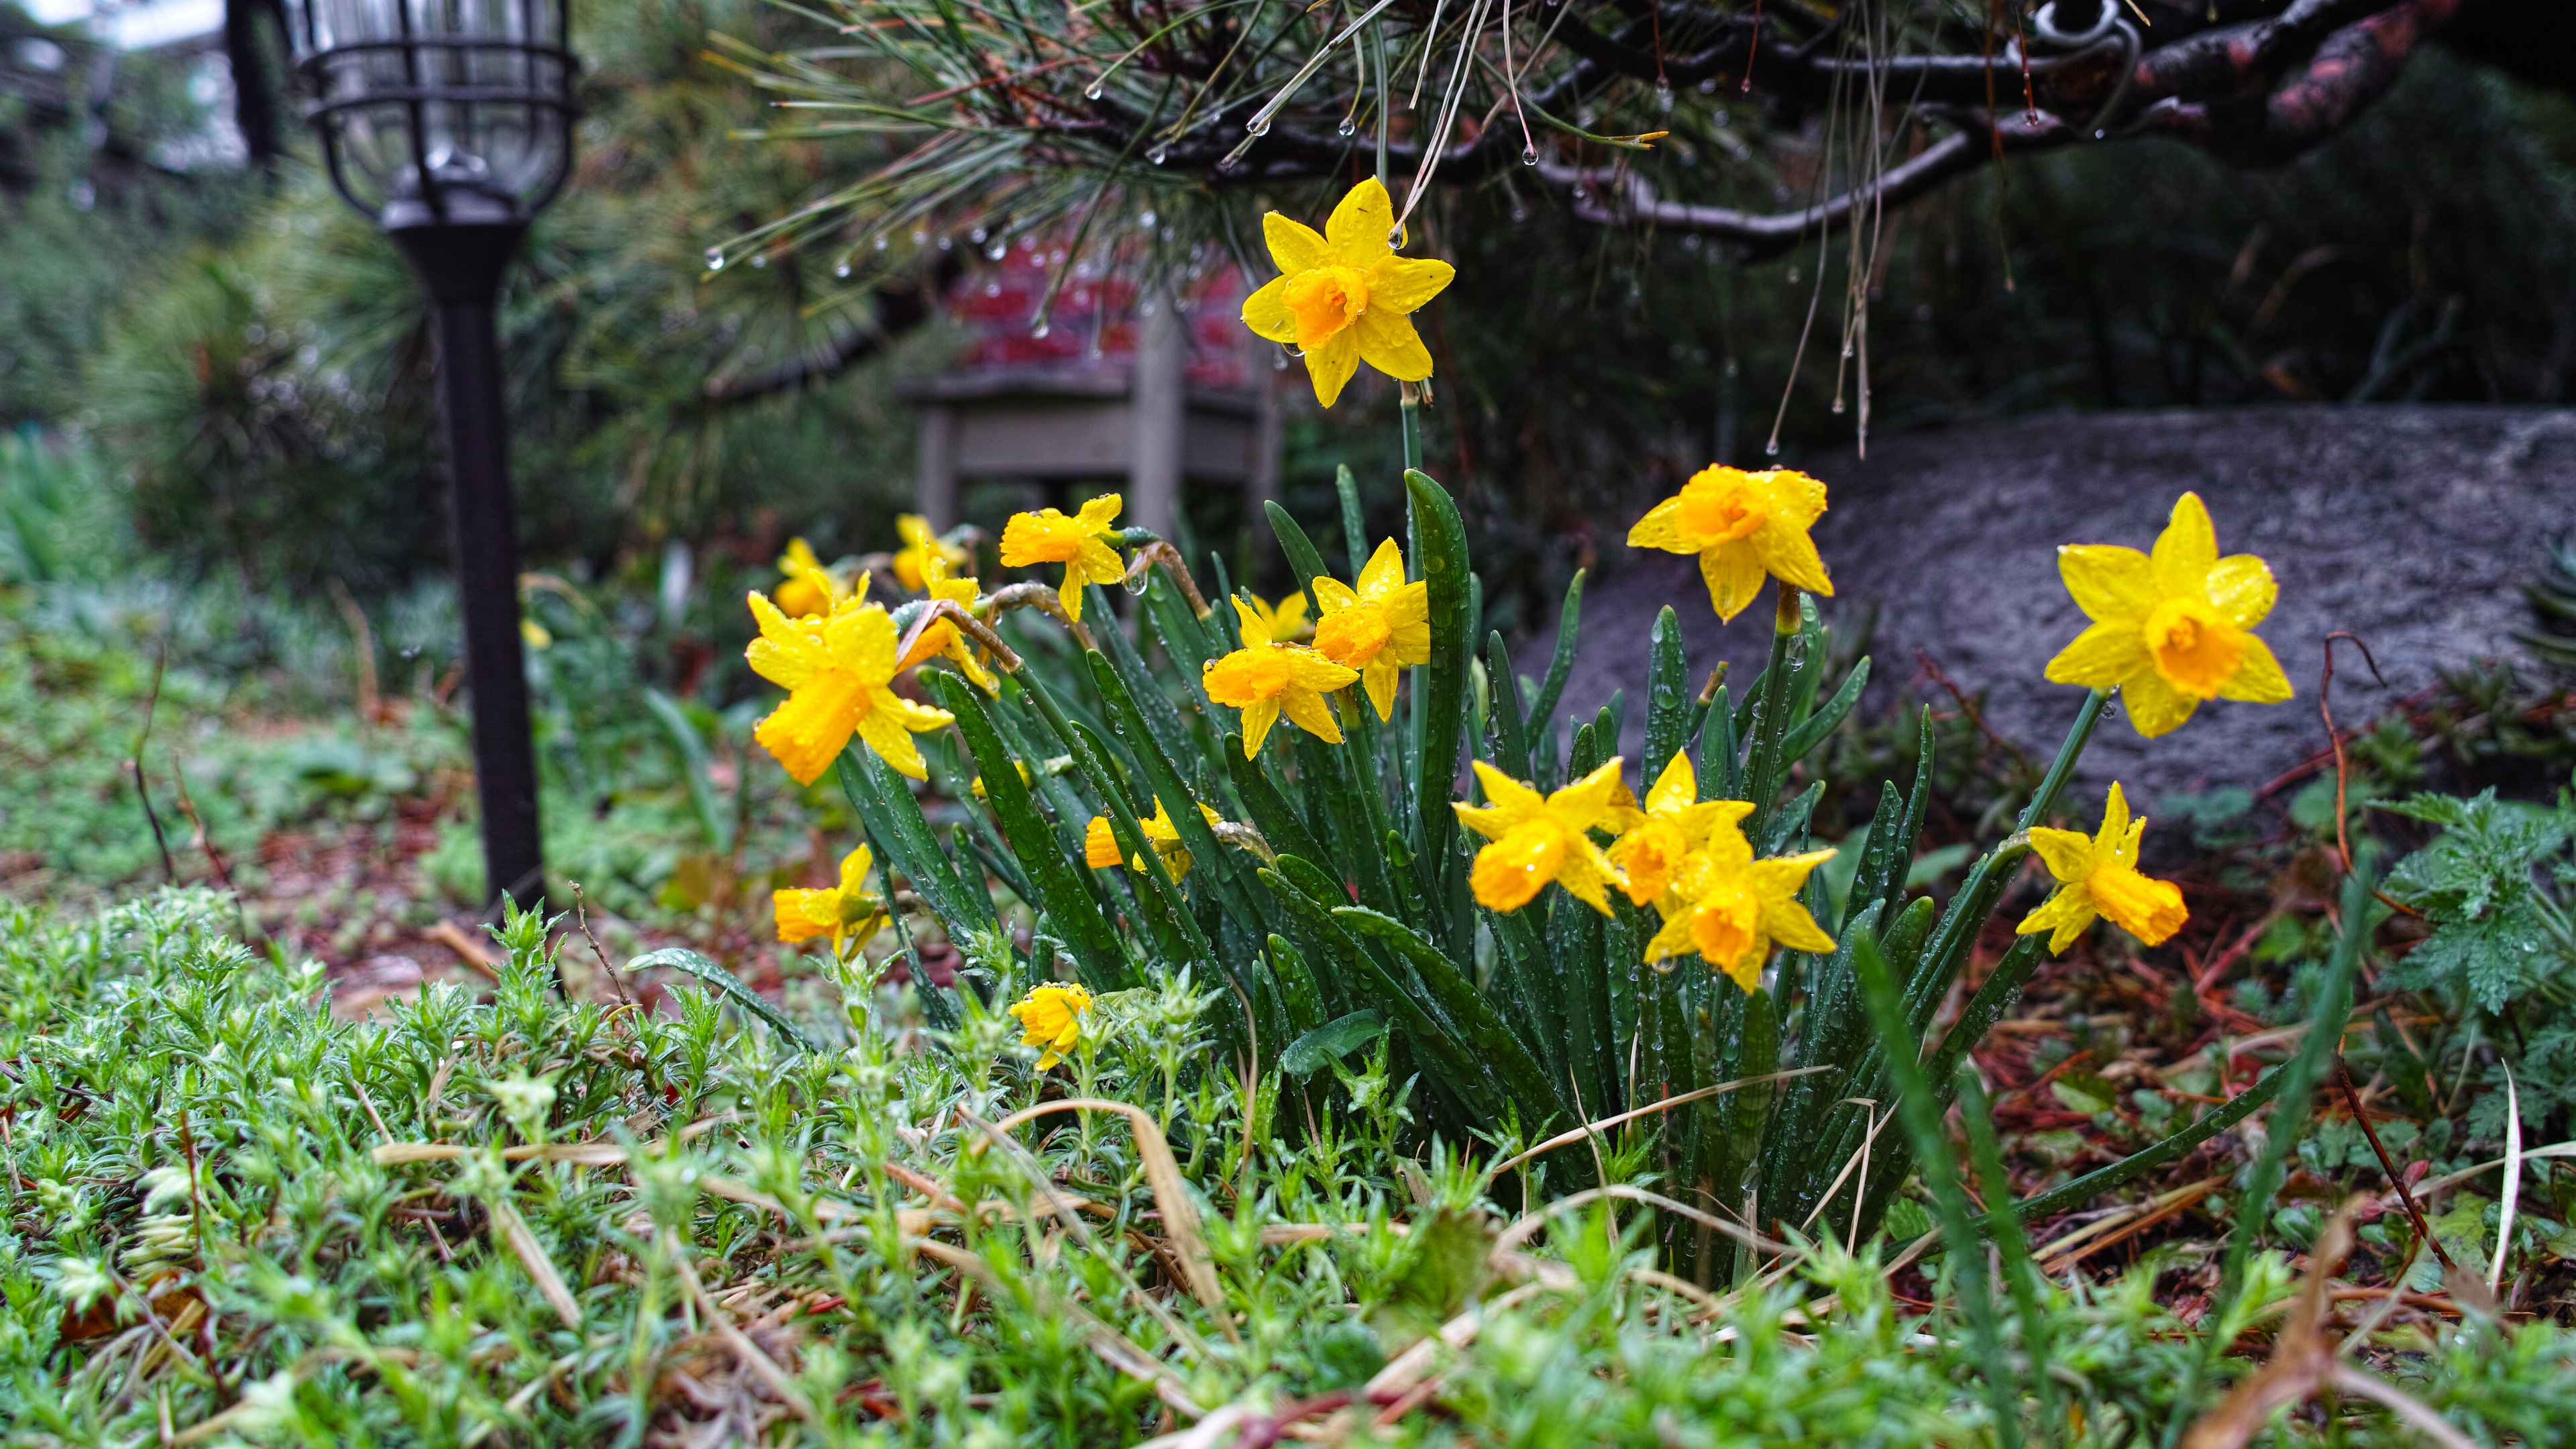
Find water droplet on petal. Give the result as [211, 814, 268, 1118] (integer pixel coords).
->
[1521, 144, 1538, 166]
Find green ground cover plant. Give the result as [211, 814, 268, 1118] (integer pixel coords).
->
[7, 889, 2575, 1446]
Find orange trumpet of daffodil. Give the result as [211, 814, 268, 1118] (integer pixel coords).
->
[1454, 759, 1631, 914]
[1607, 752, 1757, 907]
[2016, 782, 2187, 953]
[1310, 538, 1432, 721]
[1240, 178, 1456, 409]
[1644, 818, 1837, 991]
[1203, 600, 1360, 757]
[2043, 492, 2292, 738]
[1000, 494, 1125, 623]
[773, 844, 888, 954]
[745, 594, 955, 784]
[1627, 466, 1835, 623]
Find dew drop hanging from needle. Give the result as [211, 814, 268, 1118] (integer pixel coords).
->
[1521, 145, 1538, 166]
[704, 248, 724, 270]
[1148, 145, 1169, 164]
[1085, 82, 1104, 99]
[1246, 117, 1271, 136]
[1338, 116, 1356, 136]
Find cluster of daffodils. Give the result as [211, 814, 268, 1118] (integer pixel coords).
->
[731, 176, 2294, 1070]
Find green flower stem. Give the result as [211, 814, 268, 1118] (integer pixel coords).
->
[2017, 686, 2112, 832]
[1399, 385, 1424, 474]
[1741, 586, 1805, 835]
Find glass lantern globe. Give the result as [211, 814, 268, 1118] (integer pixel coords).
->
[286, 0, 578, 231]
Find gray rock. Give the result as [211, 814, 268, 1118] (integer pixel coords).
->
[1521, 406, 2576, 800]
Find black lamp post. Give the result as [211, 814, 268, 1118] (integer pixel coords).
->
[284, 0, 577, 913]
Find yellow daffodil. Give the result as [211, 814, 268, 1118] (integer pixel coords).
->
[1627, 466, 1835, 623]
[1644, 821, 1837, 990]
[1454, 759, 1630, 914]
[1238, 591, 1311, 644]
[1084, 797, 1224, 881]
[2017, 783, 2186, 953]
[2043, 492, 2292, 738]
[1010, 983, 1093, 1070]
[1240, 177, 1456, 409]
[773, 845, 888, 953]
[894, 551, 998, 692]
[1309, 538, 1432, 721]
[1607, 753, 1757, 907]
[745, 594, 955, 784]
[519, 618, 552, 651]
[775, 537, 865, 619]
[1000, 493, 1126, 623]
[1202, 631, 1359, 758]
[892, 514, 972, 593]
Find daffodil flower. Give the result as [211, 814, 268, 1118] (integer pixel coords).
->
[1644, 821, 1837, 990]
[775, 537, 865, 619]
[1240, 177, 1456, 409]
[2043, 492, 2292, 738]
[894, 551, 998, 692]
[1202, 617, 1360, 758]
[1237, 590, 1311, 644]
[2017, 782, 2186, 953]
[773, 845, 888, 953]
[1627, 466, 1835, 623]
[1309, 538, 1431, 721]
[1084, 797, 1224, 881]
[1000, 494, 1126, 623]
[745, 594, 955, 784]
[892, 514, 971, 594]
[1010, 983, 1093, 1070]
[1607, 752, 1756, 907]
[1454, 759, 1631, 914]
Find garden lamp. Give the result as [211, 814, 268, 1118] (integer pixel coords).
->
[283, 0, 578, 912]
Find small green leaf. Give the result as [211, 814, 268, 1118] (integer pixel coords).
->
[1281, 1010, 1390, 1077]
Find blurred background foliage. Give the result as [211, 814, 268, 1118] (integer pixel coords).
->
[0, 0, 2571, 619]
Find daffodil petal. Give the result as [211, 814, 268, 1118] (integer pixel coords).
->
[1325, 176, 1395, 263]
[2057, 544, 2155, 624]
[1262, 213, 1331, 276]
[2044, 620, 2149, 689]
[2120, 670, 2199, 738]
[1354, 307, 1434, 382]
[1763, 898, 1837, 955]
[2027, 826, 2096, 885]
[2205, 553, 2278, 628]
[2151, 492, 2220, 598]
[857, 706, 931, 780]
[1700, 541, 1768, 623]
[2220, 631, 2295, 703]
[1752, 515, 1834, 596]
[1238, 696, 1281, 758]
[1368, 254, 1455, 313]
[1305, 329, 1362, 409]
[1279, 686, 1344, 744]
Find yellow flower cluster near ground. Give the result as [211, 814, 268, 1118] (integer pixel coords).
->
[1009, 983, 1092, 1069]
[733, 192, 2290, 991]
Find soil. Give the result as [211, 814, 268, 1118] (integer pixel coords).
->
[1525, 405, 2576, 798]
